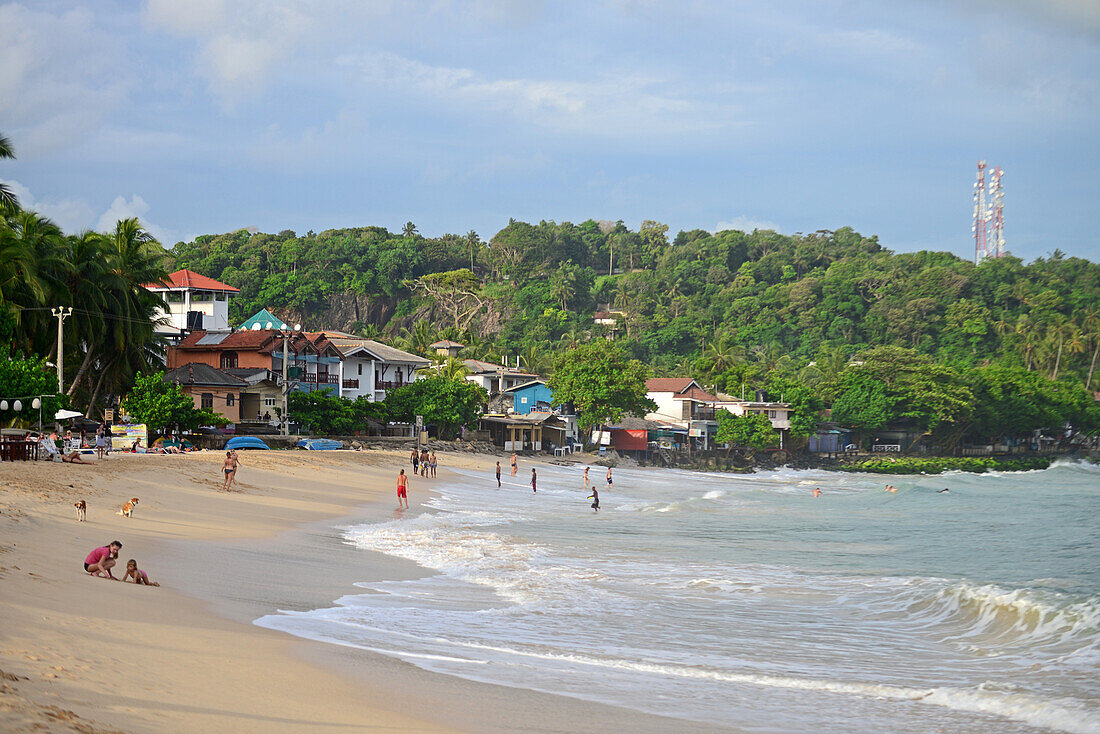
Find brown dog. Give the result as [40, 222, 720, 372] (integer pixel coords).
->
[119, 497, 139, 518]
[75, 500, 86, 521]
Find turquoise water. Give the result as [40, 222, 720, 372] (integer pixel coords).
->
[257, 460, 1100, 733]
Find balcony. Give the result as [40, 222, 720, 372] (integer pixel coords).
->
[375, 380, 408, 390]
[301, 372, 339, 385]
[342, 379, 359, 389]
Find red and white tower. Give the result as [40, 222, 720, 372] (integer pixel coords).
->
[973, 161, 1006, 264]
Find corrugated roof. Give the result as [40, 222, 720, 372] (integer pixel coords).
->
[164, 362, 248, 387]
[502, 379, 547, 393]
[238, 308, 287, 331]
[327, 337, 430, 364]
[463, 359, 537, 377]
[144, 269, 240, 293]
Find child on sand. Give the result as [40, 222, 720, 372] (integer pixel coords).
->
[123, 559, 159, 586]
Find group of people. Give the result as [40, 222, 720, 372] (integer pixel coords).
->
[409, 448, 438, 478]
[83, 541, 158, 586]
[488, 460, 609, 511]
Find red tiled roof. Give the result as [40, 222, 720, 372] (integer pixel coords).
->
[175, 330, 280, 351]
[144, 269, 240, 293]
[676, 386, 719, 403]
[645, 378, 697, 393]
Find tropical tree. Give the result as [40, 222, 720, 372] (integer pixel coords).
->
[548, 340, 656, 433]
[0, 132, 18, 213]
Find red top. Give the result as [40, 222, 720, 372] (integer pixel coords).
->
[85, 546, 111, 565]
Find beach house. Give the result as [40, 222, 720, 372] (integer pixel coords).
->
[644, 378, 720, 449]
[713, 393, 792, 430]
[463, 359, 539, 394]
[503, 379, 553, 415]
[144, 269, 239, 338]
[314, 332, 430, 402]
[163, 363, 247, 424]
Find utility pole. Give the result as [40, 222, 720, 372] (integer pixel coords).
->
[51, 307, 73, 392]
[282, 331, 290, 437]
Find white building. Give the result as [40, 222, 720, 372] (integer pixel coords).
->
[644, 378, 719, 427]
[319, 333, 431, 402]
[144, 269, 239, 336]
[463, 359, 539, 394]
[714, 393, 792, 430]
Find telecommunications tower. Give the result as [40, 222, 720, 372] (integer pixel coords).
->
[973, 161, 1006, 264]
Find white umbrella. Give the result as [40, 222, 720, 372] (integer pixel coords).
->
[54, 409, 84, 420]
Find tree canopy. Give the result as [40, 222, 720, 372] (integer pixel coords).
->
[548, 341, 657, 432]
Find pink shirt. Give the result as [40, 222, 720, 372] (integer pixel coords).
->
[85, 546, 111, 565]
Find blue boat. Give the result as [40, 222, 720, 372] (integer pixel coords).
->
[225, 436, 270, 451]
[296, 438, 344, 450]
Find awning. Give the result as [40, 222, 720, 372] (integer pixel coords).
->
[54, 409, 84, 420]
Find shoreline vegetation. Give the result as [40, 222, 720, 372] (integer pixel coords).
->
[838, 455, 1058, 475]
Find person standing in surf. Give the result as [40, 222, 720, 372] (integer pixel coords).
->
[511, 453, 518, 476]
[589, 487, 600, 512]
[606, 467, 613, 490]
[396, 469, 409, 508]
[583, 466, 589, 490]
[495, 461, 502, 487]
[531, 467, 537, 493]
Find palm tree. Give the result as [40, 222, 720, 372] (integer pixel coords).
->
[701, 333, 744, 376]
[399, 320, 437, 355]
[465, 230, 480, 271]
[402, 221, 419, 238]
[0, 132, 19, 212]
[418, 356, 470, 381]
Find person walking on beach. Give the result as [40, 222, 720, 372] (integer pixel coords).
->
[511, 453, 518, 476]
[222, 451, 240, 490]
[588, 487, 600, 512]
[397, 469, 409, 508]
[495, 461, 501, 488]
[531, 467, 537, 493]
[84, 541, 122, 579]
[410, 448, 419, 475]
[420, 448, 430, 477]
[429, 451, 437, 478]
[606, 467, 614, 489]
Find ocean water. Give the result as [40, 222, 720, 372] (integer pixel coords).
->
[255, 460, 1100, 733]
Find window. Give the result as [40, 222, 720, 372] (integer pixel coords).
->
[358, 363, 362, 375]
[220, 351, 238, 369]
[521, 397, 528, 404]
[226, 394, 235, 406]
[215, 292, 227, 302]
[192, 290, 213, 302]
[201, 393, 213, 409]
[264, 396, 277, 407]
[768, 410, 776, 418]
[165, 291, 183, 303]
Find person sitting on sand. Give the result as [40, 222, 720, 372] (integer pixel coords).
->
[84, 541, 122, 579]
[42, 432, 90, 463]
[122, 559, 159, 586]
[222, 450, 240, 490]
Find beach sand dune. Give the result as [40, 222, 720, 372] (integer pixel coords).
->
[0, 449, 731, 734]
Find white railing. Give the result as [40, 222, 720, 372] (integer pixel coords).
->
[872, 444, 901, 453]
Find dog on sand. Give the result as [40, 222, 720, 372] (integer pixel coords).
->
[75, 500, 86, 521]
[119, 497, 139, 518]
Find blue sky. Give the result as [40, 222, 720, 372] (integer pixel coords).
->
[1, 0, 1097, 263]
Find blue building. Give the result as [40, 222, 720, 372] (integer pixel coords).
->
[505, 379, 553, 415]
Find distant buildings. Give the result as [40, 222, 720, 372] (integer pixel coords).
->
[144, 269, 239, 337]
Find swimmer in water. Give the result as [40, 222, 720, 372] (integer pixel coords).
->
[884, 484, 897, 493]
[938, 488, 950, 493]
[812, 488, 821, 498]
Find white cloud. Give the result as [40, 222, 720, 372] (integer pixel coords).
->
[0, 4, 130, 155]
[143, 0, 315, 105]
[0, 179, 96, 234]
[336, 50, 736, 138]
[715, 216, 781, 233]
[96, 195, 172, 244]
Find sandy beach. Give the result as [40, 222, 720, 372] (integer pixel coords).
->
[0, 448, 729, 734]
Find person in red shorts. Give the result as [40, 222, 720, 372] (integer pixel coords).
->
[397, 469, 409, 509]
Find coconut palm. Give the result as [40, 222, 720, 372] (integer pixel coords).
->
[701, 333, 744, 376]
[0, 132, 18, 213]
